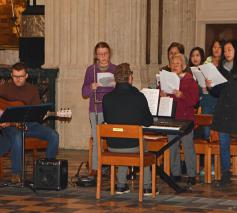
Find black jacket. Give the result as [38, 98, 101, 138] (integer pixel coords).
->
[102, 83, 153, 148]
[211, 66, 237, 134]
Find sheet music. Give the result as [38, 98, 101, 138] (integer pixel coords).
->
[199, 63, 227, 87]
[97, 72, 115, 87]
[158, 97, 173, 117]
[191, 66, 206, 88]
[160, 70, 180, 94]
[140, 88, 159, 116]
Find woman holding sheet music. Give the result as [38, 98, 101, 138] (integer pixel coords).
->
[189, 47, 218, 139]
[208, 40, 237, 187]
[82, 42, 116, 176]
[161, 42, 185, 72]
[160, 53, 199, 186]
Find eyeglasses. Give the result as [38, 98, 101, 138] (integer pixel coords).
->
[96, 52, 109, 57]
[12, 75, 27, 79]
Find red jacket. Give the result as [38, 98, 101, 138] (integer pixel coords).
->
[169, 72, 199, 121]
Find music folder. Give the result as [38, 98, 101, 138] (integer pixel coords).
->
[0, 103, 53, 123]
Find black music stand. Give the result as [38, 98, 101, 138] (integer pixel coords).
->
[0, 103, 53, 190]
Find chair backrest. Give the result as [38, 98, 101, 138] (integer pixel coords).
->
[194, 114, 219, 142]
[96, 124, 144, 164]
[194, 114, 213, 127]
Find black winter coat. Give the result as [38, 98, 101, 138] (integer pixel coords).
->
[211, 66, 237, 134]
[102, 83, 153, 148]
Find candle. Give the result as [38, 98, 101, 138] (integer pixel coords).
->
[10, 0, 15, 17]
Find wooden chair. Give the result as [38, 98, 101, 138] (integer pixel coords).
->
[0, 137, 48, 178]
[193, 114, 213, 183]
[231, 138, 237, 176]
[230, 136, 237, 175]
[96, 124, 157, 202]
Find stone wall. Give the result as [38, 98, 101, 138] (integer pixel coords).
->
[13, 0, 236, 150]
[44, 0, 147, 149]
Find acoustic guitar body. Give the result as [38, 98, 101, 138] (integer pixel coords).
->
[0, 97, 25, 110]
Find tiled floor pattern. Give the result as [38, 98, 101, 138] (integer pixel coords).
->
[0, 149, 236, 213]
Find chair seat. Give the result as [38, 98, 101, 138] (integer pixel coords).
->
[25, 137, 48, 150]
[101, 152, 156, 166]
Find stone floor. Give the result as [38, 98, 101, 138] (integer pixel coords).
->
[0, 149, 237, 213]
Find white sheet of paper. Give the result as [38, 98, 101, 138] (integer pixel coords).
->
[158, 96, 173, 117]
[141, 88, 159, 116]
[199, 63, 227, 87]
[160, 70, 180, 94]
[97, 72, 115, 87]
[191, 66, 206, 88]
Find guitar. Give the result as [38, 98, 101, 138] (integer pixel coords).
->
[0, 97, 72, 124]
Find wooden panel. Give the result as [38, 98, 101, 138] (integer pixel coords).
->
[0, 0, 26, 47]
[205, 24, 237, 57]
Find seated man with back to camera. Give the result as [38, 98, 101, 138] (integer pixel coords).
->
[102, 63, 155, 195]
[0, 62, 59, 184]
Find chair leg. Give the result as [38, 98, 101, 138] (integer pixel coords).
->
[216, 155, 221, 180]
[164, 149, 170, 175]
[111, 165, 115, 195]
[96, 163, 102, 199]
[0, 157, 3, 178]
[204, 146, 211, 183]
[232, 157, 237, 176]
[196, 155, 200, 174]
[139, 166, 144, 202]
[152, 163, 156, 198]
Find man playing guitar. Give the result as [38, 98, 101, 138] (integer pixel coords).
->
[0, 62, 59, 184]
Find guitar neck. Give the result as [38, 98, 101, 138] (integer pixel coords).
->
[46, 111, 57, 117]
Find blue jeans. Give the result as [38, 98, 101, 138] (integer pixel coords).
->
[0, 133, 11, 156]
[2, 122, 59, 175]
[200, 94, 217, 139]
[219, 132, 231, 173]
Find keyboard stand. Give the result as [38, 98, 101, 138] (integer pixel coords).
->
[144, 120, 194, 193]
[154, 132, 187, 193]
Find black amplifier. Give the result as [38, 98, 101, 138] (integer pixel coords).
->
[34, 159, 68, 190]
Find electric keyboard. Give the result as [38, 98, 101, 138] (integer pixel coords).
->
[143, 118, 194, 135]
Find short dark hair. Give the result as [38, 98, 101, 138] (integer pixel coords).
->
[168, 42, 185, 55]
[12, 62, 28, 73]
[114, 63, 133, 83]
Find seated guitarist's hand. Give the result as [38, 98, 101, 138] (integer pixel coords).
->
[0, 122, 10, 128]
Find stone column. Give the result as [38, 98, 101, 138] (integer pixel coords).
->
[44, 0, 147, 149]
[147, 0, 196, 86]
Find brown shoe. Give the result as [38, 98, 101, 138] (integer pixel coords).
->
[11, 174, 21, 184]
